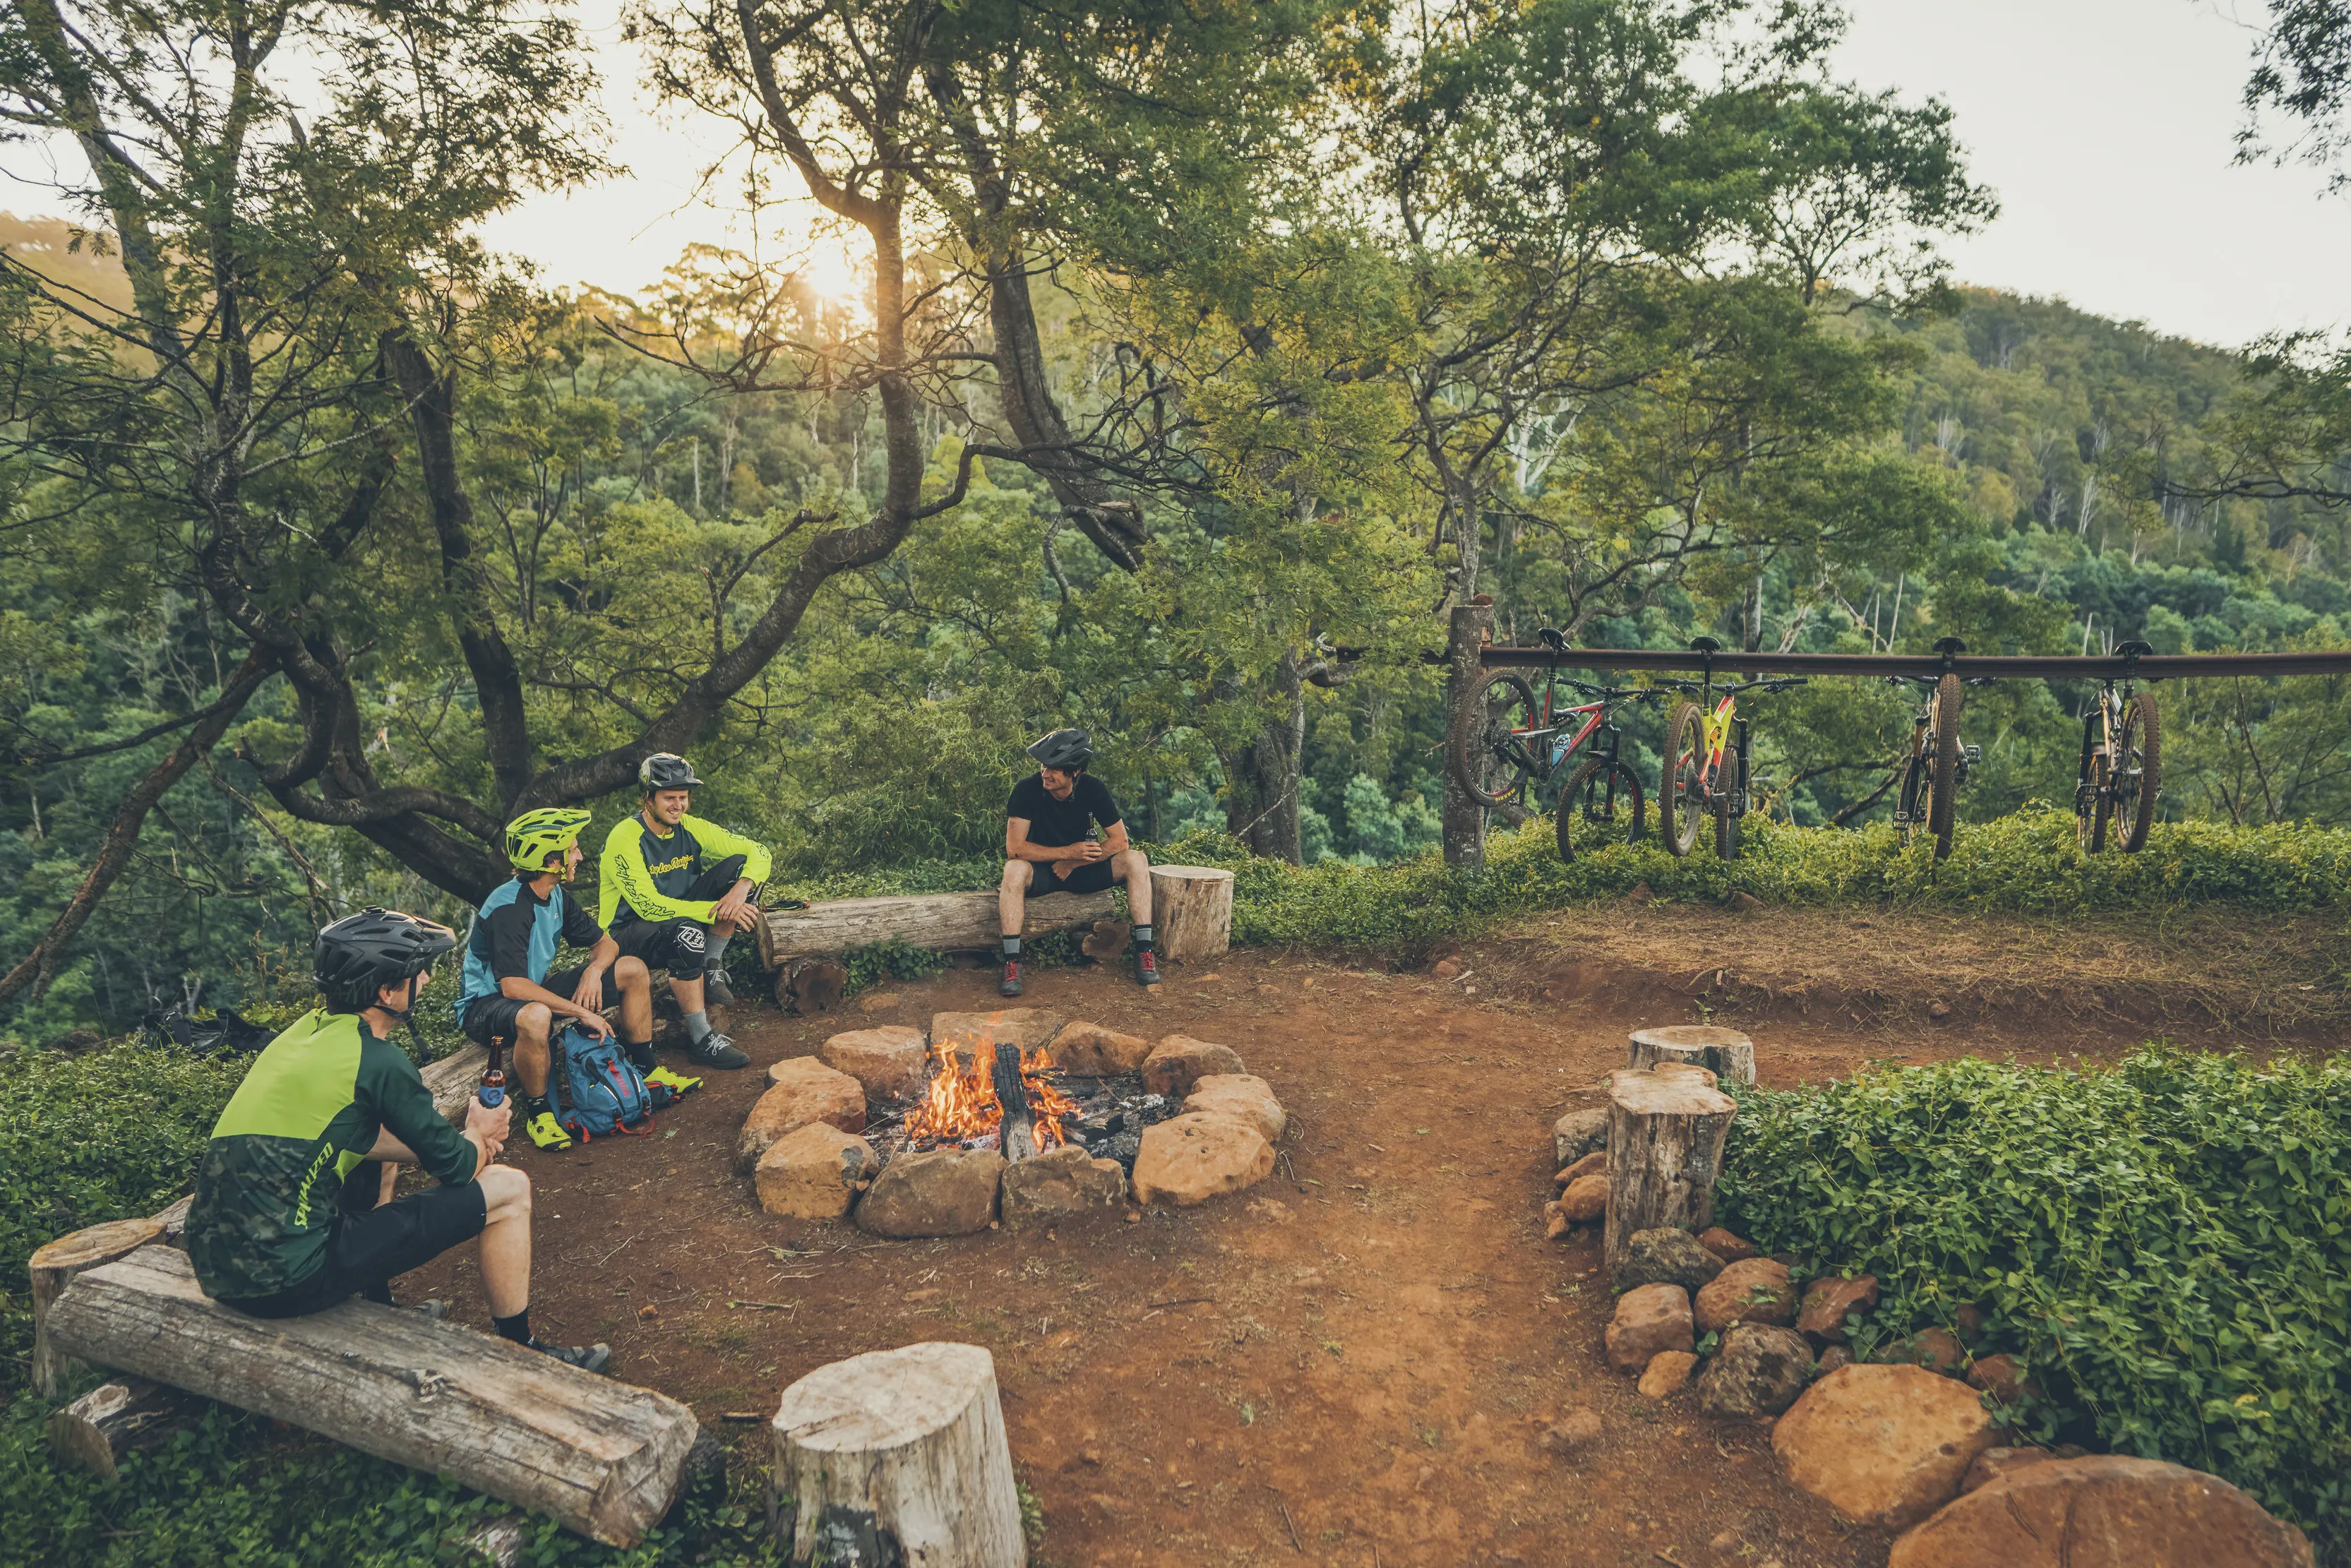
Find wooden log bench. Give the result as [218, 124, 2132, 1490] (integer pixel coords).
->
[42, 1244, 699, 1547]
[755, 887, 1119, 967]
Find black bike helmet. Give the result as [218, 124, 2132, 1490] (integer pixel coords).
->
[638, 752, 705, 794]
[1027, 728, 1094, 771]
[315, 907, 457, 1015]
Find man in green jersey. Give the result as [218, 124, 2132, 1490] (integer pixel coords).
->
[184, 907, 607, 1370]
[597, 753, 771, 1071]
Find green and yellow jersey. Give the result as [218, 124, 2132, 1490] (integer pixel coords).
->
[184, 1010, 478, 1301]
[596, 812, 772, 929]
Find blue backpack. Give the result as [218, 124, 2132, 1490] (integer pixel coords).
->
[550, 1024, 673, 1141]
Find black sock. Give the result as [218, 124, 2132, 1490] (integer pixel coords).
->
[626, 1042, 655, 1072]
[359, 1279, 395, 1307]
[1002, 935, 1022, 960]
[524, 1092, 551, 1119]
[493, 1308, 531, 1346]
[1134, 924, 1156, 950]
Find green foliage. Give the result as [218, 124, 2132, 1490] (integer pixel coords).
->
[0, 1400, 781, 1568]
[1716, 1048, 2351, 1550]
[0, 1045, 242, 1379]
[841, 938, 949, 996]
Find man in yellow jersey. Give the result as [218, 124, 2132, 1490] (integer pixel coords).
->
[597, 753, 770, 1070]
[184, 908, 607, 1370]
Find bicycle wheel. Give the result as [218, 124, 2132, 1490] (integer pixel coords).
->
[1922, 673, 1962, 859]
[1448, 671, 1541, 808]
[2074, 712, 2105, 850]
[1661, 701, 1707, 857]
[1897, 755, 1928, 842]
[1713, 740, 1745, 859]
[1556, 757, 1645, 862]
[2111, 691, 2160, 852]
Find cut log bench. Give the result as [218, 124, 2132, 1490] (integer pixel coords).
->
[1627, 1024, 1756, 1086]
[756, 889, 1118, 972]
[1147, 866, 1234, 963]
[35, 1238, 700, 1546]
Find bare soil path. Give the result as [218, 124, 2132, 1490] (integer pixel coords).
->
[403, 902, 2340, 1567]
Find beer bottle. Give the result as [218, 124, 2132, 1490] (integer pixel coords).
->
[479, 1035, 507, 1109]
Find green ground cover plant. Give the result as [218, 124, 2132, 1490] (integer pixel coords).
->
[1718, 1047, 2351, 1556]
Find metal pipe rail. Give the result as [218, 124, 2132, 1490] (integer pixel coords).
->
[1477, 647, 2351, 680]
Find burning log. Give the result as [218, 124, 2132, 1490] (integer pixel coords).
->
[990, 1044, 1036, 1163]
[904, 1037, 1077, 1161]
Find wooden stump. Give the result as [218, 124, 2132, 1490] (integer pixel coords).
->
[775, 957, 849, 1016]
[43, 1246, 698, 1547]
[30, 1217, 162, 1398]
[1627, 1024, 1755, 1087]
[47, 1377, 200, 1480]
[770, 1342, 1024, 1568]
[1603, 1064, 1738, 1283]
[1148, 866, 1234, 964]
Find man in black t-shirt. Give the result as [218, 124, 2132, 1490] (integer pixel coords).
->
[998, 728, 1156, 995]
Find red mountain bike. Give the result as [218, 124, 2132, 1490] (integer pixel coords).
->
[1448, 629, 1665, 860]
[1660, 640, 1805, 858]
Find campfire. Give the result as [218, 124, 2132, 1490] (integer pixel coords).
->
[904, 1041, 1083, 1158]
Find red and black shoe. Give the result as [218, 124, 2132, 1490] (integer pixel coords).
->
[1134, 948, 1160, 987]
[999, 959, 1023, 998]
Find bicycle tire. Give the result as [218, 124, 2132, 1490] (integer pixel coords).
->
[2088, 752, 2114, 852]
[1447, 670, 1542, 808]
[1715, 792, 1740, 859]
[1897, 755, 1927, 844]
[1661, 701, 1707, 857]
[2074, 712, 2100, 850]
[1556, 757, 1645, 862]
[1925, 672, 1962, 859]
[2114, 691, 2160, 852]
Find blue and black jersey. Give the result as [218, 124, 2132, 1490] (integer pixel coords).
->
[454, 877, 606, 1024]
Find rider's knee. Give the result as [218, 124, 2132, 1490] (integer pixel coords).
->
[481, 1163, 532, 1219]
[517, 1001, 553, 1038]
[1000, 859, 1030, 890]
[614, 955, 650, 988]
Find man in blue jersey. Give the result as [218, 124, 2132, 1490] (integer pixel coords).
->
[455, 809, 687, 1152]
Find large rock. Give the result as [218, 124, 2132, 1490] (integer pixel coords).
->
[817, 1026, 929, 1101]
[930, 1009, 1067, 1065]
[1888, 1455, 2314, 1568]
[1638, 1351, 1698, 1399]
[1697, 1226, 1759, 1262]
[1797, 1274, 1880, 1344]
[1558, 1174, 1609, 1223]
[1130, 1113, 1273, 1206]
[1961, 1447, 2057, 1496]
[853, 1147, 1005, 1238]
[1603, 1283, 1693, 1373]
[1773, 1363, 2000, 1529]
[1000, 1144, 1127, 1229]
[1046, 1021, 1151, 1077]
[1141, 1036, 1247, 1097]
[754, 1124, 880, 1220]
[1696, 1324, 1813, 1418]
[1694, 1257, 1795, 1333]
[1554, 1108, 1610, 1165]
[1615, 1228, 1726, 1293]
[1183, 1074, 1285, 1143]
[1884, 1327, 1966, 1374]
[737, 1059, 867, 1173]
[1554, 1151, 1606, 1187]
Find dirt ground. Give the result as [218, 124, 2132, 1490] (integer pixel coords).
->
[405, 902, 2347, 1568]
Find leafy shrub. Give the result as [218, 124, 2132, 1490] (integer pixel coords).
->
[0, 1044, 242, 1380]
[1718, 1048, 2351, 1551]
[842, 938, 950, 995]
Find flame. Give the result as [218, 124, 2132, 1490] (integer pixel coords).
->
[906, 1041, 1075, 1153]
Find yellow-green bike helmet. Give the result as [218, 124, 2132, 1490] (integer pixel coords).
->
[506, 807, 592, 872]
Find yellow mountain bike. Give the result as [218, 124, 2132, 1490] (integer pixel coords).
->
[1661, 641, 1805, 858]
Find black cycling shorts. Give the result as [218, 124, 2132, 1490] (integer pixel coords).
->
[462, 964, 625, 1047]
[607, 916, 710, 976]
[221, 1168, 486, 1319]
[1024, 856, 1118, 897]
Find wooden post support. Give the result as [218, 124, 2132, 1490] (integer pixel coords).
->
[1603, 1064, 1738, 1283]
[1441, 602, 1495, 868]
[47, 1376, 199, 1480]
[770, 1342, 1024, 1568]
[30, 1217, 162, 1398]
[1627, 1024, 1756, 1087]
[1147, 866, 1234, 964]
[42, 1246, 699, 1548]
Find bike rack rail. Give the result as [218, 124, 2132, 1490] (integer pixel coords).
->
[1478, 646, 2351, 679]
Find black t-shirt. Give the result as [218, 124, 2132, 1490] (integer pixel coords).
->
[1007, 772, 1123, 849]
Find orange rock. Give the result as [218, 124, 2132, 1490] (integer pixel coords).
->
[1130, 1112, 1273, 1206]
[1141, 1035, 1247, 1097]
[1603, 1283, 1692, 1373]
[1796, 1274, 1880, 1344]
[1960, 1446, 2057, 1496]
[754, 1124, 879, 1219]
[1553, 1151, 1607, 1187]
[737, 1059, 866, 1173]
[1889, 1455, 2314, 1567]
[817, 1026, 927, 1100]
[1694, 1257, 1794, 1333]
[1697, 1226, 1758, 1262]
[1046, 1021, 1151, 1076]
[1637, 1351, 1698, 1399]
[1558, 1174, 1609, 1223]
[1773, 1363, 1999, 1529]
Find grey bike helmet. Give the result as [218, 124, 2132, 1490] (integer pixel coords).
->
[315, 907, 457, 1015]
[638, 752, 705, 794]
[1027, 729, 1094, 771]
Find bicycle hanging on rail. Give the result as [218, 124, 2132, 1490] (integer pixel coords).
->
[2075, 639, 2160, 853]
[1660, 638, 1806, 859]
[1447, 628, 1665, 861]
[1888, 636, 1992, 861]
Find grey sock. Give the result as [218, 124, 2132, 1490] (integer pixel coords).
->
[1001, 935, 1022, 959]
[707, 929, 732, 975]
[683, 1009, 713, 1044]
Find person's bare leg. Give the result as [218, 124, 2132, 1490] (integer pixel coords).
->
[512, 1003, 553, 1098]
[614, 957, 652, 1044]
[1116, 848, 1153, 925]
[475, 1165, 533, 1319]
[376, 1162, 397, 1207]
[998, 859, 1030, 938]
[669, 970, 705, 1013]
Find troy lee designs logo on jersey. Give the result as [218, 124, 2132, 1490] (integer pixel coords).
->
[645, 854, 695, 877]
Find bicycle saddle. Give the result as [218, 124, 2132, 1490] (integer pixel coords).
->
[1932, 636, 1968, 657]
[1688, 635, 1722, 654]
[2113, 640, 2153, 659]
[1537, 627, 1567, 650]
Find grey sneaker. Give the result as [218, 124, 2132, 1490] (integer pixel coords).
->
[703, 966, 736, 1007]
[686, 1031, 749, 1070]
[532, 1339, 611, 1375]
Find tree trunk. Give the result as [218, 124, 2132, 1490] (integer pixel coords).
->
[1627, 1025, 1756, 1087]
[1147, 866, 1234, 964]
[1442, 602, 1494, 868]
[1602, 1064, 1737, 1283]
[770, 1342, 1024, 1568]
[48, 1377, 201, 1480]
[30, 1218, 164, 1397]
[43, 1246, 699, 1548]
[756, 890, 1118, 969]
[1221, 652, 1305, 863]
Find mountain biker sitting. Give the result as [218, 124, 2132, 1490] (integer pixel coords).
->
[184, 907, 608, 1371]
[597, 753, 770, 1071]
[455, 809, 689, 1153]
[1000, 728, 1156, 997]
